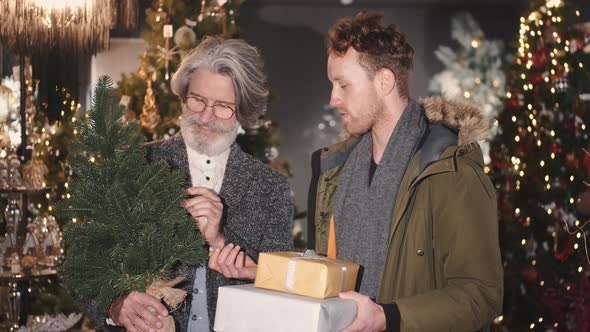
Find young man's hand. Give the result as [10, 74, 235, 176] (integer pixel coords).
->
[340, 291, 386, 332]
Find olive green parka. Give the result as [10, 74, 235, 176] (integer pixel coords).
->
[307, 96, 503, 332]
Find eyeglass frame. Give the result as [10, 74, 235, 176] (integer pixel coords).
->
[184, 94, 237, 120]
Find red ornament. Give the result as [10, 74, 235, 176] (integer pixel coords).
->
[498, 194, 513, 219]
[584, 151, 590, 177]
[553, 235, 576, 262]
[506, 97, 520, 110]
[521, 266, 538, 283]
[565, 152, 580, 168]
[576, 190, 590, 217]
[531, 73, 543, 84]
[572, 37, 585, 53]
[532, 48, 548, 69]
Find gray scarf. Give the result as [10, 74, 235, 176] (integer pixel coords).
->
[333, 100, 426, 298]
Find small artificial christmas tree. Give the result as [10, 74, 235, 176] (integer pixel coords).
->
[56, 76, 207, 327]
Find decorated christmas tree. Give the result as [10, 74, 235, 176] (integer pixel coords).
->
[28, 86, 81, 216]
[116, 0, 285, 166]
[429, 12, 507, 164]
[56, 76, 207, 326]
[490, 0, 590, 330]
[117, 0, 243, 139]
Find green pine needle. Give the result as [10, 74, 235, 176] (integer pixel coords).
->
[56, 76, 207, 313]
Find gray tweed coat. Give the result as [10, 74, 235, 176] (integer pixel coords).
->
[84, 133, 294, 331]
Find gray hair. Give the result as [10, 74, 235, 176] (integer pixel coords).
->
[171, 36, 269, 127]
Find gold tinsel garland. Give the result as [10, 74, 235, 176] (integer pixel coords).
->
[0, 0, 128, 55]
[140, 79, 161, 132]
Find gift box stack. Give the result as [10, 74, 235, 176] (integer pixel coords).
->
[214, 250, 360, 332]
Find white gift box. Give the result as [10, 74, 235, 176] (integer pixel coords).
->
[214, 284, 357, 332]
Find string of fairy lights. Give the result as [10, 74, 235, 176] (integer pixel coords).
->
[32, 89, 81, 220]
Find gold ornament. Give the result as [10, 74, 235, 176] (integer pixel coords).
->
[140, 79, 161, 132]
[22, 154, 49, 189]
[200, 0, 228, 36]
[156, 24, 180, 81]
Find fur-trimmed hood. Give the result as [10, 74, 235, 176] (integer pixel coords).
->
[420, 96, 492, 146]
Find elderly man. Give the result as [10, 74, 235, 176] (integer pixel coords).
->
[107, 37, 294, 332]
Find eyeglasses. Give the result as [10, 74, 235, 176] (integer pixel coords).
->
[185, 95, 236, 120]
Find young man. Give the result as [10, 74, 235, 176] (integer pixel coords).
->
[307, 11, 503, 332]
[104, 37, 294, 332]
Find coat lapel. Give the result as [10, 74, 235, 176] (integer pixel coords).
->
[169, 134, 192, 188]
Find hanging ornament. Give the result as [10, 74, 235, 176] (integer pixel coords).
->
[156, 24, 180, 81]
[204, 1, 225, 20]
[564, 152, 580, 168]
[22, 153, 49, 189]
[530, 72, 543, 84]
[119, 95, 136, 122]
[154, 0, 167, 23]
[570, 36, 585, 53]
[554, 77, 568, 93]
[198, 0, 206, 23]
[532, 48, 548, 69]
[202, 0, 228, 36]
[174, 25, 197, 51]
[576, 190, 590, 217]
[521, 266, 538, 283]
[140, 79, 161, 133]
[506, 95, 520, 110]
[553, 234, 576, 262]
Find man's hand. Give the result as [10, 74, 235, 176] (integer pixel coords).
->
[183, 187, 225, 249]
[209, 243, 257, 280]
[340, 291, 386, 332]
[108, 291, 168, 332]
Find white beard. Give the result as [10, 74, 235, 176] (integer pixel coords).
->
[180, 112, 239, 156]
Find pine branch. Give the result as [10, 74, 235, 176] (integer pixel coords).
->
[57, 75, 207, 314]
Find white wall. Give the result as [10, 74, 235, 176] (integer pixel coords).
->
[87, 38, 147, 111]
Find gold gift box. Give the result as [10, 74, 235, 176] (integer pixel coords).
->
[254, 251, 359, 299]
